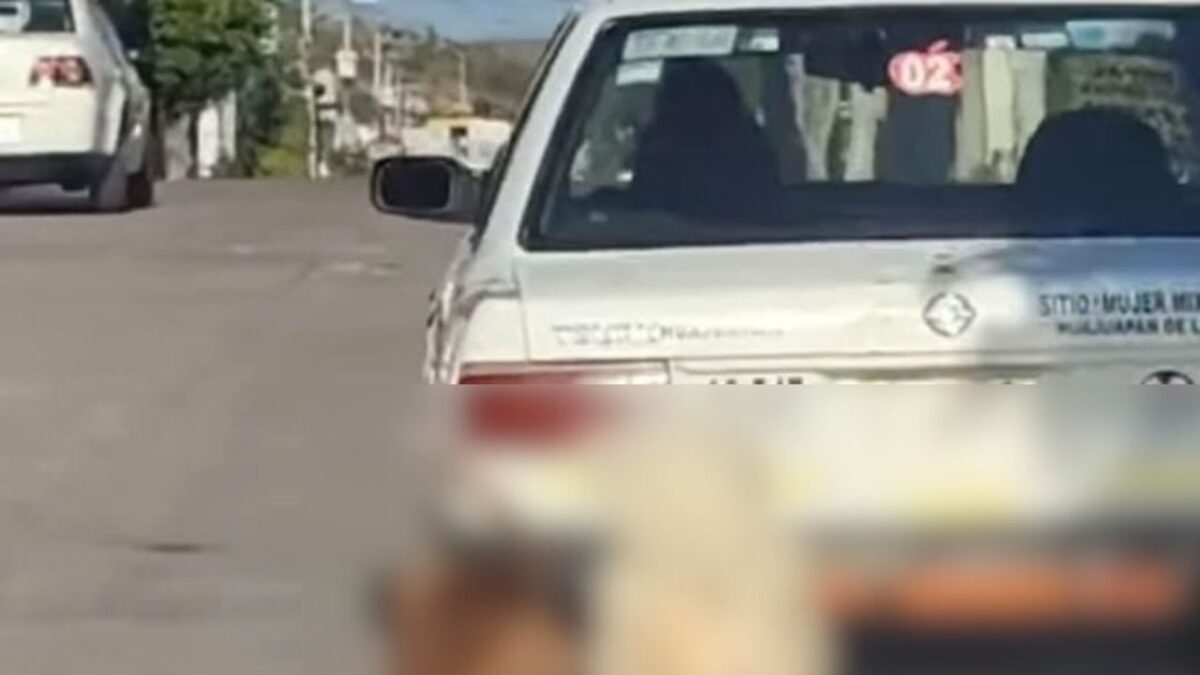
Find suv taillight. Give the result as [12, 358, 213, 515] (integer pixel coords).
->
[457, 362, 667, 445]
[30, 56, 93, 88]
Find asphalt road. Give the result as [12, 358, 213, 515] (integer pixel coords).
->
[0, 181, 463, 675]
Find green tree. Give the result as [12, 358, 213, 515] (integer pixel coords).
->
[227, 56, 285, 176]
[149, 0, 274, 174]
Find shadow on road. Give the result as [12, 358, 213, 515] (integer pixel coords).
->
[0, 187, 94, 216]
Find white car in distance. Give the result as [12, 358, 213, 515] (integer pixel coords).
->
[372, 0, 1200, 387]
[0, 0, 152, 211]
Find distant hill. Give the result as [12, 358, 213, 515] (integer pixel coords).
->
[464, 39, 547, 117]
[391, 32, 546, 118]
[279, 2, 549, 121]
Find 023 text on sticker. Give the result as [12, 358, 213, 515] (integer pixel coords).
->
[888, 40, 964, 96]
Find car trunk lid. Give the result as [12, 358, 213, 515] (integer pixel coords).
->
[514, 238, 1200, 382]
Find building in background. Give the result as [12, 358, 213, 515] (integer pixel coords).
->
[162, 95, 240, 181]
[400, 115, 513, 170]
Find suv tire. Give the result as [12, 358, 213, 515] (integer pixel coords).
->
[88, 158, 130, 213]
[128, 165, 154, 209]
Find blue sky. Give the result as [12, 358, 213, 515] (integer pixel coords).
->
[348, 0, 572, 40]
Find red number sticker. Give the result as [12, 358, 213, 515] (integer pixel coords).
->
[888, 40, 963, 96]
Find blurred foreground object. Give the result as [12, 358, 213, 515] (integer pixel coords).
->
[591, 419, 834, 675]
[378, 553, 576, 675]
[382, 391, 1200, 673]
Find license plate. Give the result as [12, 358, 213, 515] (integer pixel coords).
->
[0, 116, 22, 145]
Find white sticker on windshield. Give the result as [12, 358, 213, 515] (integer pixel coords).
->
[1066, 20, 1176, 50]
[739, 28, 780, 54]
[1021, 31, 1070, 50]
[616, 59, 664, 86]
[624, 25, 739, 62]
[984, 34, 1018, 50]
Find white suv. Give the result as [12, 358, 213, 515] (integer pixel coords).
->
[0, 0, 152, 211]
[374, 0, 1200, 386]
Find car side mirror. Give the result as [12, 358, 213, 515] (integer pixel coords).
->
[371, 156, 480, 223]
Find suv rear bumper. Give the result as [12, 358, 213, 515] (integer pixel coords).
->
[0, 153, 109, 188]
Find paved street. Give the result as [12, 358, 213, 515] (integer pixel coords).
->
[0, 181, 463, 674]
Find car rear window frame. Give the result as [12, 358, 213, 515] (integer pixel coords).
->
[473, 11, 579, 242]
[0, 0, 76, 34]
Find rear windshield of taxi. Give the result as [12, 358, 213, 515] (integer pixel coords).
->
[526, 7, 1200, 249]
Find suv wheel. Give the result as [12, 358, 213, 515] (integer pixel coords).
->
[127, 165, 154, 209]
[127, 135, 158, 209]
[88, 158, 130, 213]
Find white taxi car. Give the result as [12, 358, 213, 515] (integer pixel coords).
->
[375, 0, 1200, 652]
[376, 0, 1200, 387]
[0, 0, 152, 211]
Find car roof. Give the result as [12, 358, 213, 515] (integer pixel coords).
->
[579, 0, 1195, 22]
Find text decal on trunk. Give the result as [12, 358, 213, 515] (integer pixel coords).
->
[552, 321, 786, 348]
[1041, 288, 1200, 337]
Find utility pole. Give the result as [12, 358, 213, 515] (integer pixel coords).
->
[298, 0, 318, 179]
[372, 28, 383, 102]
[441, 43, 470, 112]
[457, 49, 469, 111]
[372, 28, 387, 139]
[397, 46, 411, 135]
[339, 10, 354, 152]
[382, 54, 405, 135]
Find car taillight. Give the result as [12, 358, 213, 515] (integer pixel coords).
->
[462, 387, 607, 446]
[457, 362, 667, 445]
[29, 56, 93, 88]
